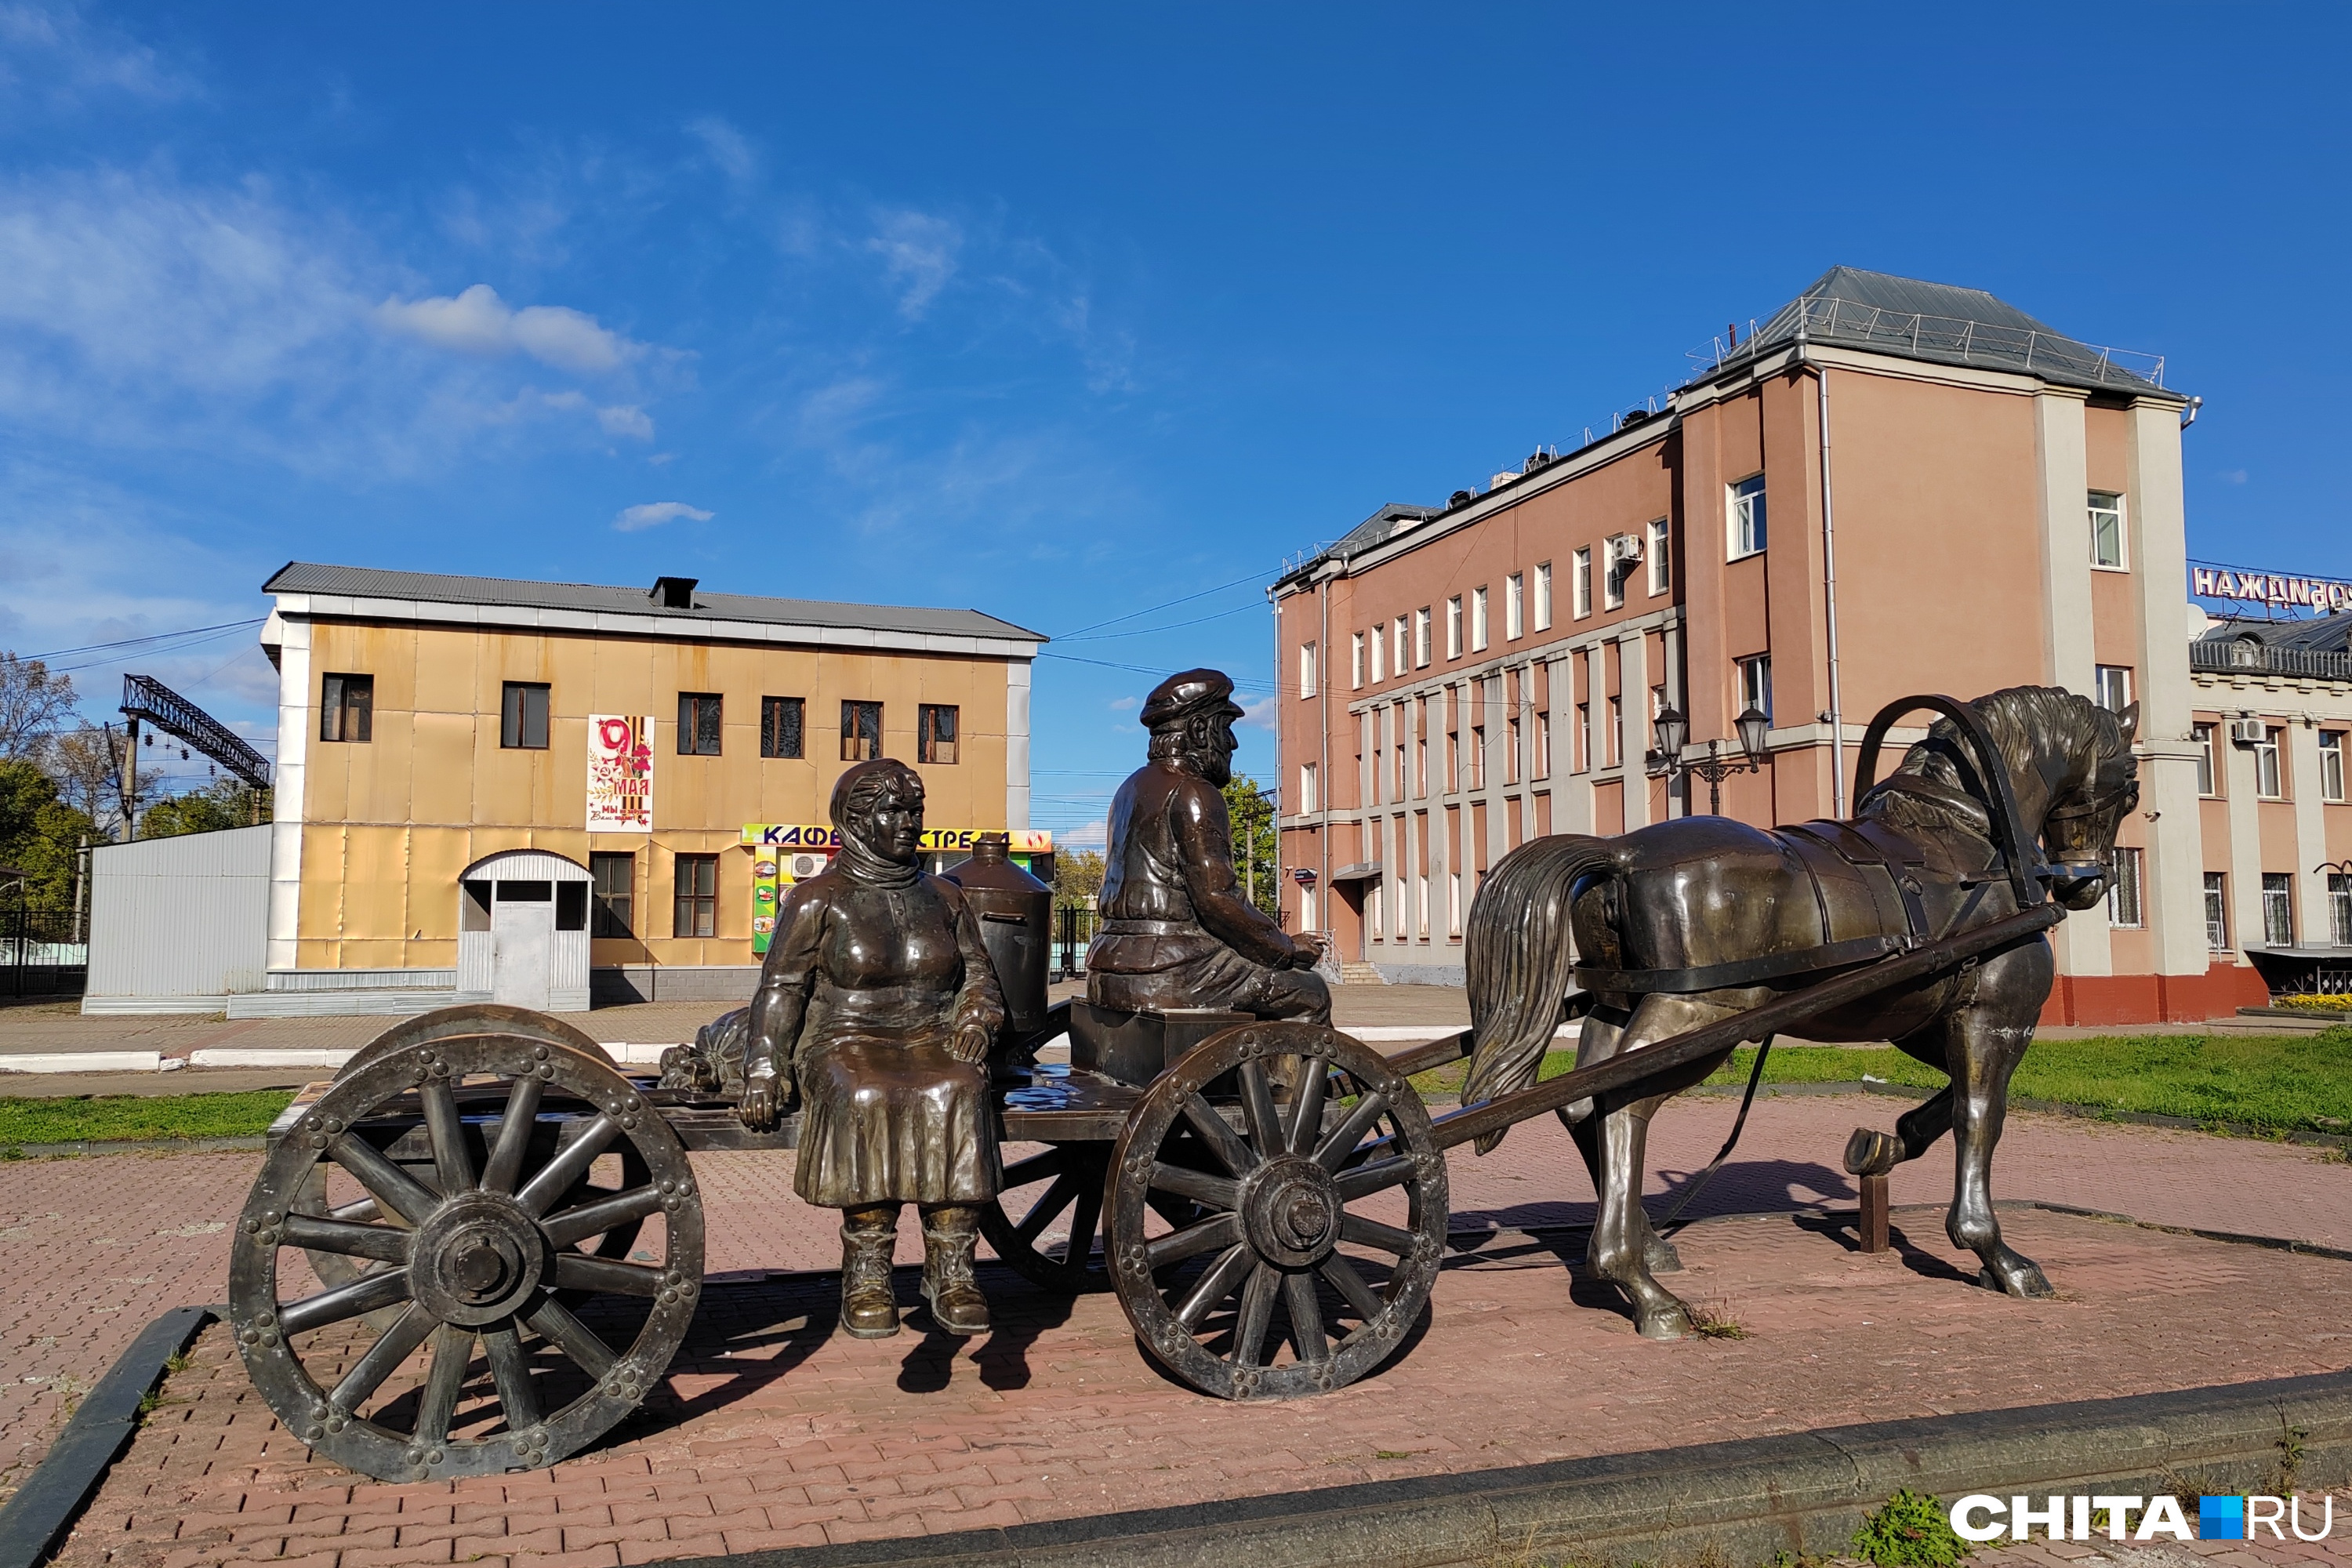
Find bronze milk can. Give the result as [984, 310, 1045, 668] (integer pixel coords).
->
[942, 833, 1051, 1036]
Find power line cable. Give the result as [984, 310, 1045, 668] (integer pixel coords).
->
[18, 619, 267, 662]
[1051, 570, 1268, 641]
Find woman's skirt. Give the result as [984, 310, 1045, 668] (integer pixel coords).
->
[793, 1033, 1000, 1207]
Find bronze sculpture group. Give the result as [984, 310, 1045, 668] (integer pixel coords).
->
[225, 666, 2145, 1482]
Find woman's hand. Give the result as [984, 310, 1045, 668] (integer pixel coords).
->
[950, 1024, 994, 1066]
[739, 1073, 782, 1132]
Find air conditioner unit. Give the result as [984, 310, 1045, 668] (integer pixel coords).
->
[787, 852, 830, 879]
[1609, 532, 1643, 564]
[2228, 718, 2268, 746]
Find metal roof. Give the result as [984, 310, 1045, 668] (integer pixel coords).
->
[263, 561, 1047, 643]
[1693, 266, 2175, 398]
[2199, 611, 2352, 654]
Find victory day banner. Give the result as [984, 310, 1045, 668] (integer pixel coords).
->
[586, 714, 654, 831]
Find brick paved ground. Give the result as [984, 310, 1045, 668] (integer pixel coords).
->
[6, 1086, 2346, 1566]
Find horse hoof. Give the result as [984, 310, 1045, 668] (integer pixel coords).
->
[1843, 1127, 1899, 1178]
[1635, 1302, 1692, 1341]
[1977, 1260, 2057, 1300]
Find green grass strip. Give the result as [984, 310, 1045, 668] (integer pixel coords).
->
[0, 1090, 296, 1146]
[1412, 1028, 2352, 1136]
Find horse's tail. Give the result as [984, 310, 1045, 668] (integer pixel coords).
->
[1462, 833, 1621, 1154]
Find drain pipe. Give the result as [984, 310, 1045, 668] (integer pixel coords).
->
[1796, 334, 1849, 815]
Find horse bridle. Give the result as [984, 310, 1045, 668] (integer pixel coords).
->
[2040, 774, 2139, 884]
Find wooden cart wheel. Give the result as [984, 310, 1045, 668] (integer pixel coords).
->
[229, 1034, 703, 1482]
[335, 1003, 617, 1083]
[1106, 1022, 1447, 1401]
[980, 1142, 1113, 1293]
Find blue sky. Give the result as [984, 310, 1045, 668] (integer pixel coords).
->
[2, 3, 2345, 845]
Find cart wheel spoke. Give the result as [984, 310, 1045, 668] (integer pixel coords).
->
[1149, 1163, 1237, 1210]
[998, 1148, 1065, 1189]
[328, 1196, 383, 1225]
[1060, 1181, 1102, 1268]
[522, 1293, 617, 1379]
[328, 1302, 435, 1413]
[1284, 1062, 1329, 1156]
[482, 1326, 539, 1435]
[1319, 1253, 1387, 1321]
[1236, 1059, 1282, 1153]
[479, 1073, 544, 1196]
[1332, 1156, 1415, 1202]
[1180, 1093, 1259, 1175]
[1145, 1211, 1240, 1270]
[514, 1114, 622, 1217]
[330, 1134, 441, 1226]
[539, 1185, 666, 1251]
[414, 1324, 473, 1447]
[1174, 1243, 1258, 1329]
[420, 1080, 477, 1196]
[1313, 1092, 1391, 1171]
[1339, 1214, 1418, 1254]
[551, 1254, 667, 1297]
[279, 1214, 412, 1264]
[281, 1268, 413, 1335]
[1283, 1269, 1328, 1363]
[1012, 1173, 1080, 1243]
[1233, 1265, 1278, 1367]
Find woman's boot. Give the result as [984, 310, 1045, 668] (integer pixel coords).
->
[838, 1204, 902, 1339]
[918, 1205, 990, 1335]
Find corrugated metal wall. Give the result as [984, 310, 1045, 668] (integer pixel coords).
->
[85, 826, 270, 1010]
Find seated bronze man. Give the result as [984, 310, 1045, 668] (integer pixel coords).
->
[1087, 668, 1329, 1020]
[737, 757, 1007, 1338]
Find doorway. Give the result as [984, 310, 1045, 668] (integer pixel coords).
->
[457, 851, 593, 1011]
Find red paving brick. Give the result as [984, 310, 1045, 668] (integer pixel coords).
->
[13, 1090, 2352, 1563]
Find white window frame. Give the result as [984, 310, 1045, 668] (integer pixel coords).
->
[2193, 722, 2217, 797]
[1728, 474, 1766, 560]
[1737, 653, 1773, 723]
[1447, 871, 1463, 937]
[1414, 607, 1431, 668]
[2256, 727, 2284, 800]
[1298, 641, 1317, 699]
[1368, 880, 1383, 945]
[2093, 665, 2132, 713]
[1602, 542, 1626, 611]
[1646, 517, 1671, 595]
[1368, 625, 1385, 684]
[1572, 547, 1592, 619]
[2204, 872, 2229, 951]
[1393, 617, 1409, 681]
[1470, 586, 1490, 652]
[1505, 573, 1524, 641]
[2088, 490, 2126, 570]
[2331, 871, 2352, 947]
[2262, 873, 2294, 946]
[1417, 874, 1430, 938]
[1351, 632, 1364, 690]
[1533, 561, 1552, 631]
[1446, 597, 1463, 659]
[1300, 883, 1317, 933]
[1298, 761, 1318, 814]
[2321, 731, 2347, 803]
[2106, 846, 2143, 927]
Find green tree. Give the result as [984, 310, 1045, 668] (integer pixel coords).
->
[0, 759, 100, 911]
[140, 778, 270, 838]
[0, 654, 78, 763]
[1052, 848, 1105, 910]
[1223, 772, 1280, 922]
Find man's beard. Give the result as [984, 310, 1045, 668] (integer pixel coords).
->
[1191, 746, 1233, 786]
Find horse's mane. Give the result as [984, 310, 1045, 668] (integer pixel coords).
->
[1867, 686, 2129, 833]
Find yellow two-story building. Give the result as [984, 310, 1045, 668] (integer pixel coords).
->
[232, 561, 1047, 1014]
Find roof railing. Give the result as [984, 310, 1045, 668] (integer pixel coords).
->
[2189, 640, 2352, 681]
[1686, 296, 2165, 389]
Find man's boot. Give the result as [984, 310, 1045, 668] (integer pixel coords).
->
[838, 1204, 902, 1339]
[918, 1205, 990, 1335]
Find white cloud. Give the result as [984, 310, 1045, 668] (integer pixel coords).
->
[688, 116, 757, 186]
[375, 282, 639, 374]
[2219, 469, 2249, 485]
[1109, 695, 1138, 710]
[1240, 694, 1279, 731]
[866, 210, 962, 320]
[0, 2, 195, 108]
[613, 500, 712, 532]
[1060, 817, 1107, 850]
[598, 404, 653, 439]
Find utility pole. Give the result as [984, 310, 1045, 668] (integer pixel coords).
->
[116, 719, 140, 842]
[72, 836, 88, 943]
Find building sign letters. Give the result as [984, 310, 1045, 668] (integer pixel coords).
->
[740, 824, 1054, 953]
[2192, 567, 2352, 612]
[586, 715, 655, 832]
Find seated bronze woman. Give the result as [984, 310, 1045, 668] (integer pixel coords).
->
[737, 758, 1007, 1338]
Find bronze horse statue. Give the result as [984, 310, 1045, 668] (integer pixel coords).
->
[1461, 686, 2140, 1338]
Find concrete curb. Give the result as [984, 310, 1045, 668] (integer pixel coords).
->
[0, 1304, 214, 1568]
[0, 1134, 266, 1159]
[681, 1370, 2352, 1568]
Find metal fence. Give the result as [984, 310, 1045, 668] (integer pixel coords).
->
[1688, 296, 2166, 390]
[2189, 640, 2352, 681]
[3, 901, 88, 999]
[1052, 906, 1099, 979]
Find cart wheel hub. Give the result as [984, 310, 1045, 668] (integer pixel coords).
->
[412, 1192, 548, 1326]
[1243, 1157, 1341, 1268]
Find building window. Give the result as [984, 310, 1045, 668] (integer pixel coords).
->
[1577, 702, 1591, 774]
[1446, 597, 1463, 659]
[2092, 666, 2132, 713]
[1646, 517, 1671, 595]
[2088, 491, 2125, 569]
[677, 691, 723, 756]
[557, 883, 588, 932]
[1414, 608, 1431, 667]
[1534, 711, 1550, 780]
[1606, 695, 1621, 768]
[2106, 847, 2143, 927]
[590, 851, 635, 938]
[2194, 723, 2217, 797]
[1602, 539, 1628, 610]
[1728, 474, 1767, 559]
[840, 700, 883, 762]
[1369, 625, 1385, 684]
[1506, 713, 1521, 783]
[1470, 724, 1485, 789]
[2261, 873, 2294, 947]
[1448, 871, 1462, 937]
[2332, 872, 2352, 947]
[320, 673, 372, 743]
[2256, 727, 2283, 799]
[1470, 587, 1489, 652]
[1572, 547, 1592, 619]
[2205, 873, 2229, 951]
[1299, 641, 1317, 699]
[1298, 762, 1318, 814]
[673, 853, 718, 938]
[1352, 632, 1366, 688]
[2321, 731, 2346, 802]
[761, 696, 804, 759]
[1368, 881, 1382, 945]
[918, 704, 960, 764]
[500, 681, 550, 750]
[1417, 874, 1430, 938]
[1506, 573, 1524, 640]
[1737, 654, 1773, 723]
[1533, 563, 1552, 631]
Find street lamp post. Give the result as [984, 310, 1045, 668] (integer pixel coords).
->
[1645, 704, 1773, 816]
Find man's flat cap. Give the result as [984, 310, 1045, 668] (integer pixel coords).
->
[1140, 668, 1241, 728]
